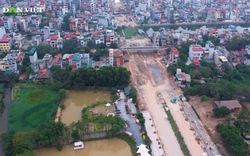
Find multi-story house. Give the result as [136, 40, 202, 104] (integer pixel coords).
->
[92, 33, 105, 44]
[53, 53, 62, 68]
[189, 44, 204, 60]
[81, 53, 90, 67]
[175, 68, 191, 88]
[169, 47, 180, 64]
[32, 35, 42, 46]
[229, 50, 245, 67]
[0, 34, 12, 52]
[47, 35, 63, 49]
[204, 41, 215, 59]
[72, 53, 82, 70]
[69, 18, 78, 31]
[19, 19, 27, 31]
[214, 50, 228, 71]
[0, 50, 25, 74]
[152, 32, 160, 46]
[13, 33, 24, 49]
[62, 54, 73, 69]
[245, 45, 250, 66]
[42, 53, 53, 68]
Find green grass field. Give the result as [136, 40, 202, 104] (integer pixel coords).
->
[117, 31, 124, 37]
[123, 28, 137, 37]
[9, 88, 59, 133]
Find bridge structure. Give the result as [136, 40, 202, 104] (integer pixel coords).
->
[120, 46, 160, 52]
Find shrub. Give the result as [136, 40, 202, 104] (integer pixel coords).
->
[200, 95, 210, 102]
[213, 106, 230, 117]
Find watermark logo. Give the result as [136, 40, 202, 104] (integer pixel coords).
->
[3, 6, 43, 16]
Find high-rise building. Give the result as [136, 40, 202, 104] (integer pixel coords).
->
[90, 0, 96, 12]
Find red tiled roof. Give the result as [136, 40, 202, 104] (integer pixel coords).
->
[94, 62, 100, 66]
[63, 34, 71, 39]
[106, 37, 111, 42]
[193, 58, 200, 67]
[171, 47, 179, 55]
[181, 72, 186, 81]
[50, 35, 58, 40]
[72, 66, 77, 71]
[0, 35, 10, 43]
[16, 52, 25, 63]
[231, 51, 241, 57]
[68, 55, 73, 60]
[92, 33, 101, 37]
[192, 47, 203, 52]
[54, 53, 62, 64]
[38, 68, 48, 73]
[116, 58, 121, 66]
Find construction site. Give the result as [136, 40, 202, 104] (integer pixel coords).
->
[122, 40, 221, 156]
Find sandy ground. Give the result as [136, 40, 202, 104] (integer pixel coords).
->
[54, 107, 61, 122]
[125, 54, 206, 156]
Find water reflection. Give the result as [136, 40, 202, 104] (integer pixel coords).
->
[36, 138, 132, 156]
[61, 90, 111, 125]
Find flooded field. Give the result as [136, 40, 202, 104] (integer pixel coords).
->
[61, 90, 111, 125]
[36, 138, 132, 156]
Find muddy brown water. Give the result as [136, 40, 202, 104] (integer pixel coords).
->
[36, 138, 132, 156]
[61, 90, 111, 125]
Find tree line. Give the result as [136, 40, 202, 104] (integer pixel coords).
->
[45, 66, 131, 91]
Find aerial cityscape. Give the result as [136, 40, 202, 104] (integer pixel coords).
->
[0, 0, 249, 156]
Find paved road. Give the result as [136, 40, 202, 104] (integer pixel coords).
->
[0, 87, 12, 156]
[140, 21, 247, 28]
[115, 92, 143, 146]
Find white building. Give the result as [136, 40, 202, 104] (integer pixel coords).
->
[28, 47, 38, 64]
[245, 45, 250, 66]
[205, 41, 215, 59]
[90, 0, 96, 12]
[189, 44, 204, 60]
[0, 27, 6, 39]
[42, 26, 50, 40]
[0, 50, 25, 74]
[109, 49, 114, 66]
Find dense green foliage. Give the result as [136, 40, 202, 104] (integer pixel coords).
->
[9, 88, 59, 133]
[216, 124, 249, 156]
[92, 48, 109, 61]
[1, 122, 64, 156]
[46, 66, 131, 91]
[213, 106, 230, 117]
[129, 87, 137, 104]
[61, 14, 70, 31]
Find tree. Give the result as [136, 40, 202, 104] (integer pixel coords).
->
[208, 36, 220, 46]
[62, 39, 79, 54]
[84, 47, 91, 53]
[71, 129, 80, 141]
[167, 64, 177, 76]
[58, 89, 69, 99]
[36, 45, 53, 58]
[35, 122, 65, 146]
[213, 106, 230, 117]
[111, 87, 117, 95]
[216, 124, 249, 156]
[87, 41, 94, 49]
[61, 14, 70, 31]
[110, 42, 118, 49]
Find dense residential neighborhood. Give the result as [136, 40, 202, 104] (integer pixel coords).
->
[0, 0, 249, 156]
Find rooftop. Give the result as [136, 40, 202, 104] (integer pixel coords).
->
[28, 47, 36, 56]
[0, 34, 10, 43]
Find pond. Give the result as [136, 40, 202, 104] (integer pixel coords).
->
[61, 90, 111, 125]
[36, 138, 132, 156]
